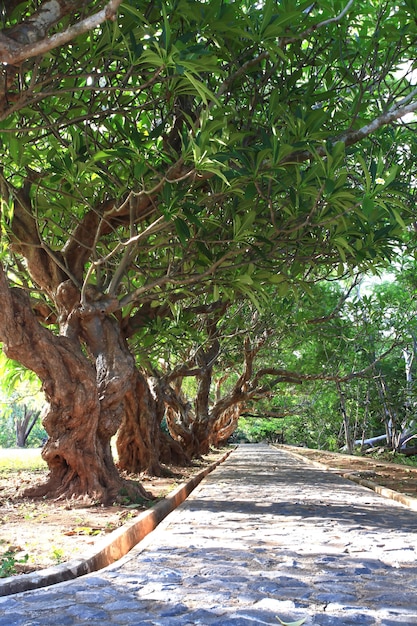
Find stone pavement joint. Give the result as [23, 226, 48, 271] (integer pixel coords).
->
[1, 444, 417, 625]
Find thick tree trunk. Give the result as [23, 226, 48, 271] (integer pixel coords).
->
[189, 419, 212, 456]
[117, 372, 166, 475]
[210, 404, 242, 447]
[0, 268, 150, 503]
[165, 389, 237, 459]
[163, 380, 197, 458]
[164, 376, 242, 457]
[186, 364, 214, 456]
[165, 405, 196, 457]
[159, 430, 190, 466]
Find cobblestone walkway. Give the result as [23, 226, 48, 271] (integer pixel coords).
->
[1, 444, 417, 625]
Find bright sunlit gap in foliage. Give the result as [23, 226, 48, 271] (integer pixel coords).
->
[359, 271, 396, 295]
[395, 62, 417, 124]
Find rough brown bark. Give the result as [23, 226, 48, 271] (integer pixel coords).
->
[116, 369, 190, 475]
[116, 372, 165, 476]
[190, 419, 212, 456]
[163, 377, 197, 454]
[1, 176, 174, 500]
[0, 266, 150, 503]
[163, 336, 254, 457]
[210, 404, 242, 447]
[164, 382, 215, 458]
[163, 335, 237, 457]
[159, 430, 190, 466]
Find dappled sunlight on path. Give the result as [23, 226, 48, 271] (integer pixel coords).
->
[1, 444, 417, 625]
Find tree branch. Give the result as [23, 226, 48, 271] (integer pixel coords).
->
[280, 98, 417, 166]
[307, 278, 359, 325]
[251, 342, 401, 391]
[216, 1, 355, 100]
[7, 180, 69, 296]
[0, 0, 123, 65]
[280, 0, 355, 46]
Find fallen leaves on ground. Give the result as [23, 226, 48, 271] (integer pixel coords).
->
[0, 450, 227, 575]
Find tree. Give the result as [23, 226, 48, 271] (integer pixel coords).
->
[14, 405, 41, 447]
[0, 352, 46, 447]
[159, 280, 399, 456]
[265, 265, 417, 454]
[229, 275, 412, 452]
[0, 0, 416, 501]
[344, 267, 417, 453]
[162, 318, 271, 457]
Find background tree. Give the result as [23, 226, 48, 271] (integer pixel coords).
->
[0, 353, 46, 447]
[159, 280, 388, 454]
[233, 264, 417, 454]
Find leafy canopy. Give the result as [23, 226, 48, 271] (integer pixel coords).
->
[0, 0, 416, 328]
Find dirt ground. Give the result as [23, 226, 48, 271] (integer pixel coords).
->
[280, 445, 417, 499]
[0, 450, 227, 576]
[2, 445, 417, 577]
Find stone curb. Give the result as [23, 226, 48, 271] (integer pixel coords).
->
[277, 444, 417, 512]
[0, 447, 234, 597]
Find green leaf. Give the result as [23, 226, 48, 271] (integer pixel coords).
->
[362, 196, 374, 215]
[174, 217, 191, 245]
[276, 617, 306, 626]
[324, 178, 335, 194]
[161, 4, 171, 51]
[260, 0, 275, 34]
[235, 273, 253, 285]
[120, 3, 144, 20]
[357, 155, 372, 193]
[183, 71, 218, 104]
[263, 12, 302, 38]
[331, 140, 345, 163]
[391, 208, 407, 229]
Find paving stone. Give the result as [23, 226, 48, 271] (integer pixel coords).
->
[1, 444, 417, 625]
[0, 616, 27, 626]
[381, 615, 417, 626]
[63, 605, 111, 621]
[317, 614, 376, 625]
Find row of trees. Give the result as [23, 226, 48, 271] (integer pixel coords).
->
[234, 263, 417, 455]
[0, 0, 417, 502]
[5, 260, 417, 455]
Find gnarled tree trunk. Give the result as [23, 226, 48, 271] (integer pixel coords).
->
[163, 335, 265, 457]
[163, 378, 196, 458]
[117, 372, 163, 475]
[117, 372, 189, 475]
[164, 377, 238, 458]
[210, 403, 242, 447]
[0, 267, 151, 503]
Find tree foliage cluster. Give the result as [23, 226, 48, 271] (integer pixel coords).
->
[235, 264, 417, 455]
[0, 0, 417, 501]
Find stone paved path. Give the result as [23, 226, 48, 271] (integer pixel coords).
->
[1, 444, 417, 625]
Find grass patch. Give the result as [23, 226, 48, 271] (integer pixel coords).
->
[0, 448, 46, 473]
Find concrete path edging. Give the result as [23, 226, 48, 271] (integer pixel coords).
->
[0, 447, 234, 597]
[278, 444, 417, 512]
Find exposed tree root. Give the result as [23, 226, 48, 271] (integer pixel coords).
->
[23, 475, 153, 506]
